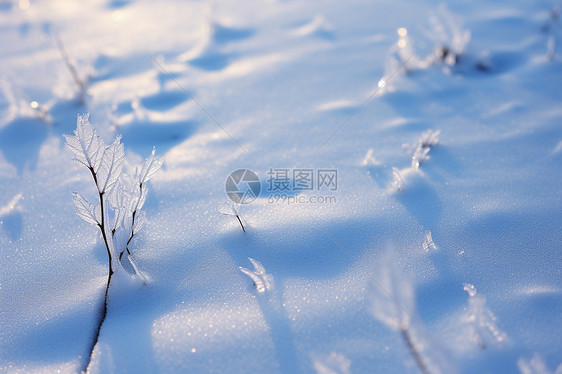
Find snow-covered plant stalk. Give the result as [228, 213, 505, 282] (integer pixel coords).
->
[218, 201, 246, 232]
[367, 250, 429, 374]
[422, 230, 437, 252]
[390, 129, 440, 192]
[427, 4, 471, 66]
[121, 148, 163, 260]
[239, 258, 299, 373]
[411, 129, 440, 169]
[54, 33, 89, 103]
[368, 247, 457, 374]
[64, 113, 162, 372]
[462, 283, 507, 349]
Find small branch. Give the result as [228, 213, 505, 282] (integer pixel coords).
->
[236, 215, 246, 232]
[123, 209, 136, 260]
[400, 328, 430, 374]
[122, 181, 143, 262]
[53, 32, 87, 103]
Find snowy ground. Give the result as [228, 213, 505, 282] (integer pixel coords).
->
[1, 0, 561, 373]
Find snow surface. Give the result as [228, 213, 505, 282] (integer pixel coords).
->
[1, 0, 561, 373]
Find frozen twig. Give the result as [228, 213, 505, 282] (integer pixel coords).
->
[64, 114, 162, 371]
[218, 201, 246, 232]
[53, 32, 88, 103]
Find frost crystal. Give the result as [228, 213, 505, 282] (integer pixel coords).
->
[361, 148, 381, 166]
[239, 258, 274, 293]
[411, 129, 440, 169]
[391, 167, 404, 191]
[427, 4, 471, 65]
[218, 201, 240, 216]
[419, 129, 440, 148]
[463, 283, 507, 349]
[422, 230, 437, 252]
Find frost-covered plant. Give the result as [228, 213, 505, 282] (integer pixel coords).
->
[426, 4, 471, 67]
[422, 230, 437, 252]
[367, 248, 457, 374]
[54, 33, 90, 103]
[239, 257, 273, 293]
[382, 4, 471, 86]
[64, 113, 162, 371]
[367, 250, 414, 332]
[65, 114, 162, 274]
[218, 201, 246, 232]
[366, 249, 428, 373]
[412, 129, 440, 169]
[390, 129, 440, 191]
[462, 283, 507, 349]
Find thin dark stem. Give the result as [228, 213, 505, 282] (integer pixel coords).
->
[98, 194, 113, 275]
[81, 167, 114, 373]
[122, 182, 143, 262]
[125, 209, 136, 255]
[82, 264, 112, 373]
[236, 215, 245, 232]
[400, 328, 430, 374]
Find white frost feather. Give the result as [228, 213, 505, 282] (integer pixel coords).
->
[63, 114, 105, 173]
[96, 136, 125, 194]
[422, 230, 437, 252]
[137, 147, 164, 185]
[72, 192, 100, 226]
[239, 257, 273, 293]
